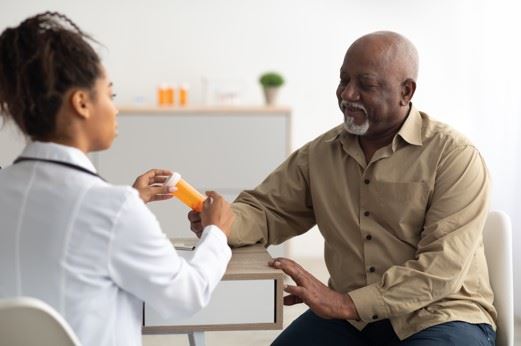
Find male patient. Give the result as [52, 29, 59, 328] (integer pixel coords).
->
[189, 31, 497, 345]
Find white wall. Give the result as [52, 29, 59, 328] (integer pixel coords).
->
[1, 0, 520, 316]
[1, 0, 504, 144]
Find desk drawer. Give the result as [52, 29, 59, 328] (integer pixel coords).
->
[144, 279, 275, 329]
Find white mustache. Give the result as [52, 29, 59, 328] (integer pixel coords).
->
[340, 100, 367, 116]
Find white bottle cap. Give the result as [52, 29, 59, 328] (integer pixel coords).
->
[165, 172, 182, 187]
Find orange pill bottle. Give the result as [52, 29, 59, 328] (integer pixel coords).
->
[166, 172, 206, 212]
[157, 84, 174, 106]
[179, 84, 188, 107]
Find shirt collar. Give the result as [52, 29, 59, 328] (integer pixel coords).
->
[395, 104, 423, 147]
[324, 125, 344, 143]
[325, 103, 423, 148]
[20, 141, 98, 173]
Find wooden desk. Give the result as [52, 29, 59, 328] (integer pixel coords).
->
[142, 241, 284, 335]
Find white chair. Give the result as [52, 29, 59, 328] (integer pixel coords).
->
[483, 210, 514, 346]
[0, 296, 81, 346]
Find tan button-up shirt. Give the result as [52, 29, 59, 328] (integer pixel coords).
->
[229, 105, 496, 339]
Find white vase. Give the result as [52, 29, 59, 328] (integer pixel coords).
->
[263, 86, 279, 106]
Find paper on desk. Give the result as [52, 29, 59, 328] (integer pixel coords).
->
[173, 242, 196, 251]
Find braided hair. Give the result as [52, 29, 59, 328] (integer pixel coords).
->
[0, 12, 101, 140]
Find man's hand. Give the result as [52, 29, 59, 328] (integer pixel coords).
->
[269, 257, 360, 321]
[188, 210, 204, 238]
[132, 169, 175, 204]
[189, 191, 234, 238]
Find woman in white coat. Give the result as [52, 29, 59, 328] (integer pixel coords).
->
[0, 12, 234, 346]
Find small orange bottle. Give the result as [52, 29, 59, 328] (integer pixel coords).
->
[165, 85, 174, 106]
[157, 84, 166, 106]
[179, 84, 188, 107]
[166, 172, 206, 212]
[157, 84, 174, 106]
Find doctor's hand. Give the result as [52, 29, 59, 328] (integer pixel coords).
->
[132, 169, 175, 204]
[269, 258, 360, 321]
[189, 191, 234, 238]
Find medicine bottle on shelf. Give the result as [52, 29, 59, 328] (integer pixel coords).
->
[157, 84, 174, 106]
[179, 84, 189, 107]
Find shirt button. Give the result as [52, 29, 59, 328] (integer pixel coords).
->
[364, 211, 370, 217]
[364, 179, 370, 184]
[369, 266, 376, 273]
[372, 315, 378, 320]
[366, 234, 372, 240]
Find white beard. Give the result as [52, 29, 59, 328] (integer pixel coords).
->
[344, 115, 369, 135]
[340, 100, 370, 135]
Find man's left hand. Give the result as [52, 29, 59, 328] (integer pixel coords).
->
[269, 257, 360, 321]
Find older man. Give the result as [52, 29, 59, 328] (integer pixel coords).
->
[190, 31, 496, 345]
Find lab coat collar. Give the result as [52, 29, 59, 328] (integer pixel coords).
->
[20, 141, 98, 174]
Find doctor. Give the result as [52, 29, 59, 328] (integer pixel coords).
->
[0, 12, 234, 346]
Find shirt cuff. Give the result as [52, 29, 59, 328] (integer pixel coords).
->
[348, 283, 389, 322]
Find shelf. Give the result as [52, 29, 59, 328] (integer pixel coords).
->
[116, 105, 291, 114]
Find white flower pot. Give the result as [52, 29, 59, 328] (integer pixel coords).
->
[263, 86, 279, 106]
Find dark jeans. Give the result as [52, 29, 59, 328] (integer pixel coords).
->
[271, 309, 495, 346]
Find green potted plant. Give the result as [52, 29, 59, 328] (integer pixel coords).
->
[259, 72, 284, 106]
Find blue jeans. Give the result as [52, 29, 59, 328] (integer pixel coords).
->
[271, 309, 495, 346]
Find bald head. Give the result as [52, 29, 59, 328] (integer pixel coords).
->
[337, 31, 419, 139]
[348, 31, 419, 82]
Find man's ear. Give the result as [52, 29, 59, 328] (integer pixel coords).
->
[70, 89, 91, 120]
[400, 79, 416, 106]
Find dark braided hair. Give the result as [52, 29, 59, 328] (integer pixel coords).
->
[0, 12, 101, 140]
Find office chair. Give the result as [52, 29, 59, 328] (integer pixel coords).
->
[483, 210, 514, 346]
[0, 296, 81, 345]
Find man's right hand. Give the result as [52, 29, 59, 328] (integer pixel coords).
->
[188, 191, 234, 238]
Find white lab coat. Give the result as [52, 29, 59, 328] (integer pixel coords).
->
[0, 141, 232, 346]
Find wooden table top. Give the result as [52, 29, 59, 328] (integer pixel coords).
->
[171, 238, 284, 281]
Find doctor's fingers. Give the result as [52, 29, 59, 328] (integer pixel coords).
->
[146, 169, 173, 184]
[149, 175, 171, 185]
[133, 169, 170, 187]
[144, 186, 175, 203]
[135, 169, 171, 183]
[148, 192, 175, 202]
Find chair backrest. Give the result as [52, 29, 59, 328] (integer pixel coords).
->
[482, 210, 514, 346]
[0, 296, 81, 346]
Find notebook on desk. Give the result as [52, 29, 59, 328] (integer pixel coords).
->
[171, 238, 197, 251]
[173, 242, 196, 251]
